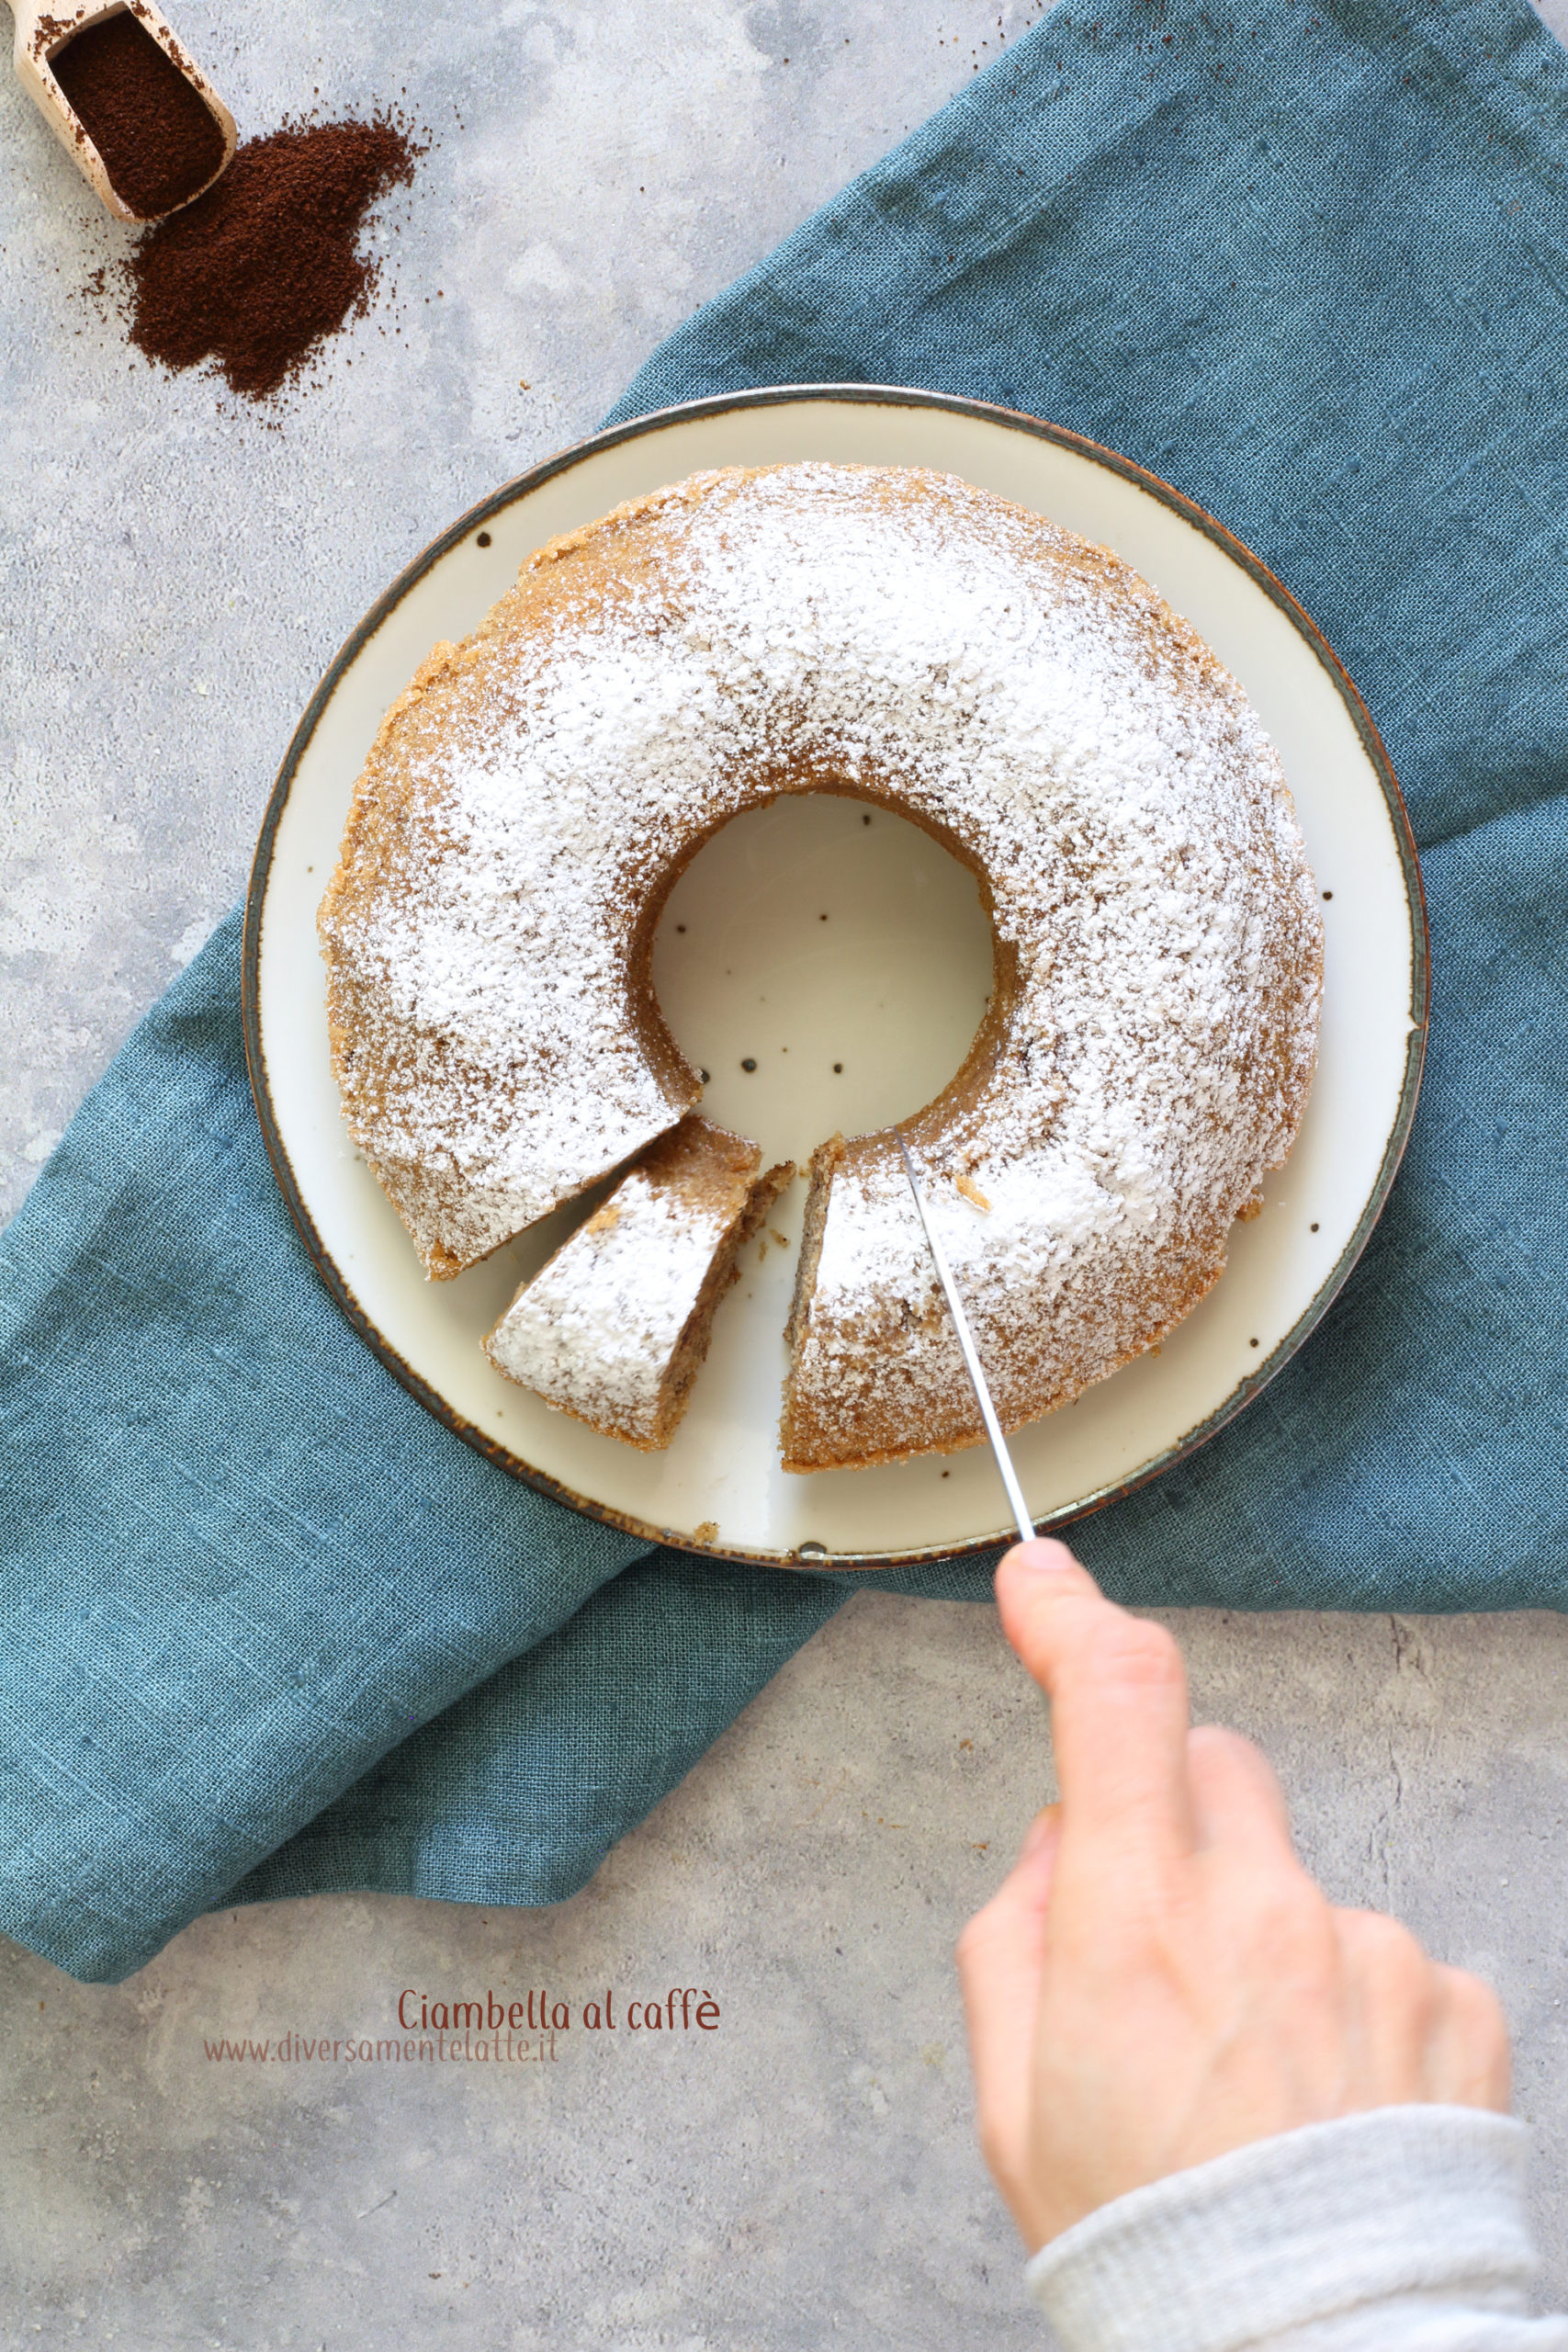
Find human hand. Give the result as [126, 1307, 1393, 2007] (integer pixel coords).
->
[957, 1539, 1510, 2253]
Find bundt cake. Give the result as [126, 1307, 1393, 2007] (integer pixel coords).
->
[319, 462, 1321, 1469]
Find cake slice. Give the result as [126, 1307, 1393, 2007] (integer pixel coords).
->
[485, 1116, 793, 1450]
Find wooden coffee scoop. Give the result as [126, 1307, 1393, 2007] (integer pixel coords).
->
[9, 0, 235, 221]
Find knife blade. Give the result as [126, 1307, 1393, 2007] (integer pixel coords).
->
[896, 1135, 1035, 1549]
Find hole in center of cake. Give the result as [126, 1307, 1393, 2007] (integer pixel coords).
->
[650, 793, 996, 1168]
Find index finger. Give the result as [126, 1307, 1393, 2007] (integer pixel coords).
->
[995, 1540, 1194, 1868]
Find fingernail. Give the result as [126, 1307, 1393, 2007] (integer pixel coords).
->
[1007, 1538, 1072, 1576]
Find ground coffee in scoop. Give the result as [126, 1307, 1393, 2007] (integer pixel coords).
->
[51, 8, 225, 219]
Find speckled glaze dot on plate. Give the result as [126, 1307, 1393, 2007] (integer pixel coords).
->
[243, 387, 1427, 1571]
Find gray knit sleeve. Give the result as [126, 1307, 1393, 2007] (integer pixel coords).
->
[1025, 2107, 1568, 2352]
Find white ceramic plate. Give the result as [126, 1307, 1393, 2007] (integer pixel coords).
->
[244, 388, 1427, 1570]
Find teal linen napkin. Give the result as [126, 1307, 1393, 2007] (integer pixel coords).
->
[5, 0, 1568, 1982]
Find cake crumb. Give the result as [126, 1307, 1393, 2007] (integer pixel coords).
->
[692, 1520, 719, 1544]
[954, 1171, 992, 1213]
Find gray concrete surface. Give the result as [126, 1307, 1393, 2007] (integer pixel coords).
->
[5, 2, 1568, 2345]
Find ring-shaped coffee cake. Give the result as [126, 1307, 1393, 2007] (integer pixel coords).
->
[319, 464, 1322, 1470]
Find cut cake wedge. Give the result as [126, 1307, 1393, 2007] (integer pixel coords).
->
[485, 1116, 793, 1451]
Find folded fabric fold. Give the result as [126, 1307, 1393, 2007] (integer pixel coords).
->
[5, 0, 1568, 1982]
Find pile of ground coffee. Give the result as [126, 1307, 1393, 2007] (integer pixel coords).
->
[126, 115, 418, 401]
[51, 9, 225, 220]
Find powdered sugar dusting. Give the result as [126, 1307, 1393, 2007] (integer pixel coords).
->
[321, 462, 1320, 1459]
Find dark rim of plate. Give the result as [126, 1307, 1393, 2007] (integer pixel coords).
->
[241, 383, 1429, 1574]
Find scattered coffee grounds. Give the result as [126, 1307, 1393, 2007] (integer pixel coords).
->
[126, 115, 418, 401]
[51, 9, 225, 220]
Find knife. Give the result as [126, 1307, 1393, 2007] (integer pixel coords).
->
[896, 1135, 1035, 1548]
